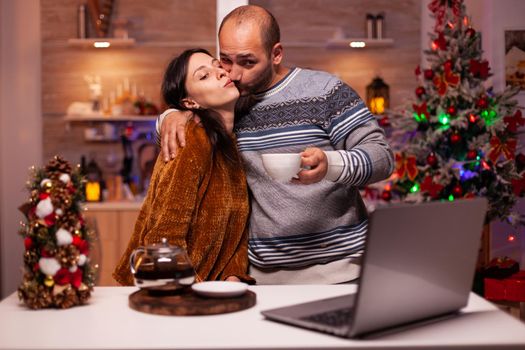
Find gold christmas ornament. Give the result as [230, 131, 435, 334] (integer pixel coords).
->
[41, 179, 53, 192]
[44, 275, 55, 287]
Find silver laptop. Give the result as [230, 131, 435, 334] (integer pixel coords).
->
[261, 198, 488, 338]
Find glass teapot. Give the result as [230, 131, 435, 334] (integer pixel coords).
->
[130, 238, 195, 291]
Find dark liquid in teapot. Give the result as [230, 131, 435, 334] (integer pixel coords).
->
[135, 262, 195, 280]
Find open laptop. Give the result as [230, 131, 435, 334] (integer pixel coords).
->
[261, 198, 488, 338]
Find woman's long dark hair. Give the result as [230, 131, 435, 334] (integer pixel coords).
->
[161, 48, 239, 166]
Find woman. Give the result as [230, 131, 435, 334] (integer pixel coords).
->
[113, 48, 253, 285]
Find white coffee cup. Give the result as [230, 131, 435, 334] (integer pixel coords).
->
[261, 153, 302, 182]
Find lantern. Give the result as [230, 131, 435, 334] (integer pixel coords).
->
[85, 181, 101, 202]
[84, 158, 103, 202]
[366, 76, 390, 115]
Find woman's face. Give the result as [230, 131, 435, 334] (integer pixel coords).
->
[184, 52, 239, 110]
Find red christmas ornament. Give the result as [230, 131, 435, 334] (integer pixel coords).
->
[24, 237, 33, 250]
[450, 132, 461, 145]
[381, 190, 392, 201]
[466, 27, 476, 38]
[427, 152, 438, 167]
[433, 32, 447, 50]
[415, 86, 426, 97]
[477, 97, 488, 109]
[424, 69, 435, 80]
[447, 105, 457, 116]
[452, 184, 463, 197]
[73, 236, 89, 255]
[444, 60, 453, 71]
[378, 116, 390, 127]
[466, 150, 478, 160]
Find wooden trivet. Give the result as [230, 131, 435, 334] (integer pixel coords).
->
[128, 288, 256, 316]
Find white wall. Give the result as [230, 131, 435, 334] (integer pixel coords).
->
[421, 0, 525, 265]
[216, 0, 248, 55]
[0, 0, 42, 299]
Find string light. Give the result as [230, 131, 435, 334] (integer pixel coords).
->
[507, 234, 516, 243]
[410, 183, 420, 193]
[448, 194, 455, 201]
[438, 113, 450, 126]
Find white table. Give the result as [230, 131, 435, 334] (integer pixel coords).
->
[1, 285, 525, 349]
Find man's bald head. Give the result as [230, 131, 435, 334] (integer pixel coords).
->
[219, 5, 280, 56]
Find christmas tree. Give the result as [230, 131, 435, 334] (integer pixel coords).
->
[18, 156, 96, 309]
[377, 1, 525, 227]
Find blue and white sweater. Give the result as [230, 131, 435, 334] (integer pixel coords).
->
[234, 68, 394, 281]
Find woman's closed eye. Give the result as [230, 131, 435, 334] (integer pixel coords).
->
[199, 72, 209, 80]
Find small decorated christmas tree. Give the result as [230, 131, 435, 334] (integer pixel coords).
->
[18, 156, 96, 309]
[376, 0, 525, 230]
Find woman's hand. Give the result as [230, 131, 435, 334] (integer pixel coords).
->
[225, 276, 241, 282]
[292, 147, 328, 185]
[160, 110, 195, 162]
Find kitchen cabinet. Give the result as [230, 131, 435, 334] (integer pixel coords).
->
[83, 202, 141, 286]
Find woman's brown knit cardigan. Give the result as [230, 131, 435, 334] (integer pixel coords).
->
[113, 121, 253, 285]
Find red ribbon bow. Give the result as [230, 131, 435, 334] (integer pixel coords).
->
[395, 153, 419, 181]
[429, 0, 463, 31]
[413, 102, 429, 121]
[488, 136, 517, 163]
[433, 62, 460, 95]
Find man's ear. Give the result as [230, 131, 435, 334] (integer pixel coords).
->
[271, 43, 283, 65]
[181, 98, 200, 110]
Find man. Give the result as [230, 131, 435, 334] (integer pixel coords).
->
[157, 5, 394, 284]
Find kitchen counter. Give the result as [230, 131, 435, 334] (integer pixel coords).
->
[1, 285, 525, 349]
[84, 200, 144, 211]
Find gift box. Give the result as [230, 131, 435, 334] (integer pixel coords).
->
[484, 271, 525, 302]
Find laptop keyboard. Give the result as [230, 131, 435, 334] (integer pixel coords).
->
[300, 307, 354, 327]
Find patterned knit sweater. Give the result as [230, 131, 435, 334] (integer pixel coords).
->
[235, 68, 394, 283]
[113, 122, 253, 285]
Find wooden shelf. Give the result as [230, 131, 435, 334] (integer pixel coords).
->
[65, 114, 157, 122]
[326, 38, 394, 49]
[67, 38, 136, 49]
